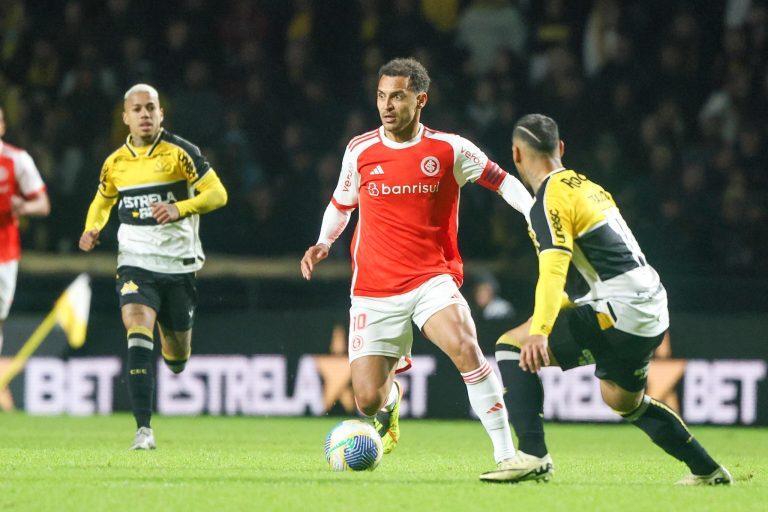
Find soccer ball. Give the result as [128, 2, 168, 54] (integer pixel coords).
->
[324, 420, 383, 471]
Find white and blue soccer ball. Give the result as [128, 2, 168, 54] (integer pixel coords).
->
[324, 420, 383, 471]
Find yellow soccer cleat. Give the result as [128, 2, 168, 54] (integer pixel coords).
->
[374, 380, 403, 454]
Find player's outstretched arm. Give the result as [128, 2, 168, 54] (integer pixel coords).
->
[301, 243, 330, 280]
[497, 174, 533, 214]
[79, 228, 100, 252]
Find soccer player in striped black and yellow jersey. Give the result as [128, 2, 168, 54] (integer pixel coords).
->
[79, 84, 227, 450]
[482, 114, 731, 486]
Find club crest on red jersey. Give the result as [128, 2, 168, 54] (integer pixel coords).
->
[420, 156, 440, 177]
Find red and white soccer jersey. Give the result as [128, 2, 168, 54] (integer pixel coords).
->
[0, 141, 47, 263]
[331, 124, 513, 297]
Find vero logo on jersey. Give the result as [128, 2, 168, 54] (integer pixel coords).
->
[367, 182, 440, 197]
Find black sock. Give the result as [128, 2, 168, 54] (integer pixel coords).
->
[623, 396, 718, 475]
[127, 330, 154, 429]
[496, 343, 548, 457]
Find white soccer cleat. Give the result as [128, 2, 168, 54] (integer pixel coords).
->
[479, 451, 554, 483]
[129, 427, 156, 450]
[675, 465, 732, 486]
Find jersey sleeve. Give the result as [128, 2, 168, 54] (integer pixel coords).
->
[530, 250, 572, 336]
[451, 135, 513, 194]
[97, 158, 118, 199]
[180, 144, 212, 184]
[497, 174, 533, 215]
[529, 181, 574, 254]
[14, 150, 46, 197]
[330, 146, 359, 210]
[317, 202, 352, 247]
[174, 170, 228, 218]
[451, 135, 491, 186]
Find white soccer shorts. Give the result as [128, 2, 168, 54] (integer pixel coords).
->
[347, 274, 469, 365]
[0, 260, 19, 320]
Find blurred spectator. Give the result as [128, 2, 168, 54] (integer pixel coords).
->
[582, 0, 621, 77]
[455, 0, 526, 76]
[472, 273, 515, 321]
[0, 0, 763, 278]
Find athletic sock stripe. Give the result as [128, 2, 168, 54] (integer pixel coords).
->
[162, 349, 191, 362]
[495, 350, 521, 362]
[462, 361, 493, 384]
[127, 326, 153, 340]
[650, 397, 693, 436]
[621, 394, 651, 422]
[128, 338, 154, 350]
[462, 361, 489, 380]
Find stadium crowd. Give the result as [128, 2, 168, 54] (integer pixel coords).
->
[0, 0, 766, 275]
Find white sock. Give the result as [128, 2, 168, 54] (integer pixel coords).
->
[382, 381, 399, 412]
[462, 360, 516, 463]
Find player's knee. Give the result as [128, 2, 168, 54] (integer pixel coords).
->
[601, 383, 643, 414]
[355, 390, 385, 416]
[448, 336, 483, 373]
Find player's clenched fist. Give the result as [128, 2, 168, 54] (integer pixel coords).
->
[151, 202, 180, 224]
[300, 243, 330, 280]
[79, 228, 100, 252]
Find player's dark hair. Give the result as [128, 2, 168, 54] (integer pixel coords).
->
[378, 58, 431, 93]
[513, 114, 560, 154]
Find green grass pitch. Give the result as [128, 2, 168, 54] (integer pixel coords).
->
[1, 413, 764, 512]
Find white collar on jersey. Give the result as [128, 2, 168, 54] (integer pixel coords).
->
[379, 124, 425, 149]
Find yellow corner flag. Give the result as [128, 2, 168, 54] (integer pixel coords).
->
[0, 273, 91, 392]
[54, 273, 92, 349]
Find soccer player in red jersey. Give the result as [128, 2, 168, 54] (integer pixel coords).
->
[301, 58, 532, 479]
[0, 106, 50, 355]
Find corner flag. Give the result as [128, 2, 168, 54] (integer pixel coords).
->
[54, 273, 92, 349]
[0, 273, 92, 392]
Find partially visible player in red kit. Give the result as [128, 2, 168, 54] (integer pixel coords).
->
[301, 58, 532, 480]
[0, 106, 50, 354]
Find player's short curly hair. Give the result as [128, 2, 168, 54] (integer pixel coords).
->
[378, 58, 431, 93]
[513, 114, 560, 154]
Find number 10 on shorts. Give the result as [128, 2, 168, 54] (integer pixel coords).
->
[351, 313, 367, 332]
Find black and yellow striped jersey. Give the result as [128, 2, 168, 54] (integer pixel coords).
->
[85, 129, 227, 273]
[528, 169, 668, 338]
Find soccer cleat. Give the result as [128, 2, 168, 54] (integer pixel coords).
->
[374, 380, 402, 454]
[129, 427, 156, 450]
[479, 451, 554, 483]
[675, 465, 732, 486]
